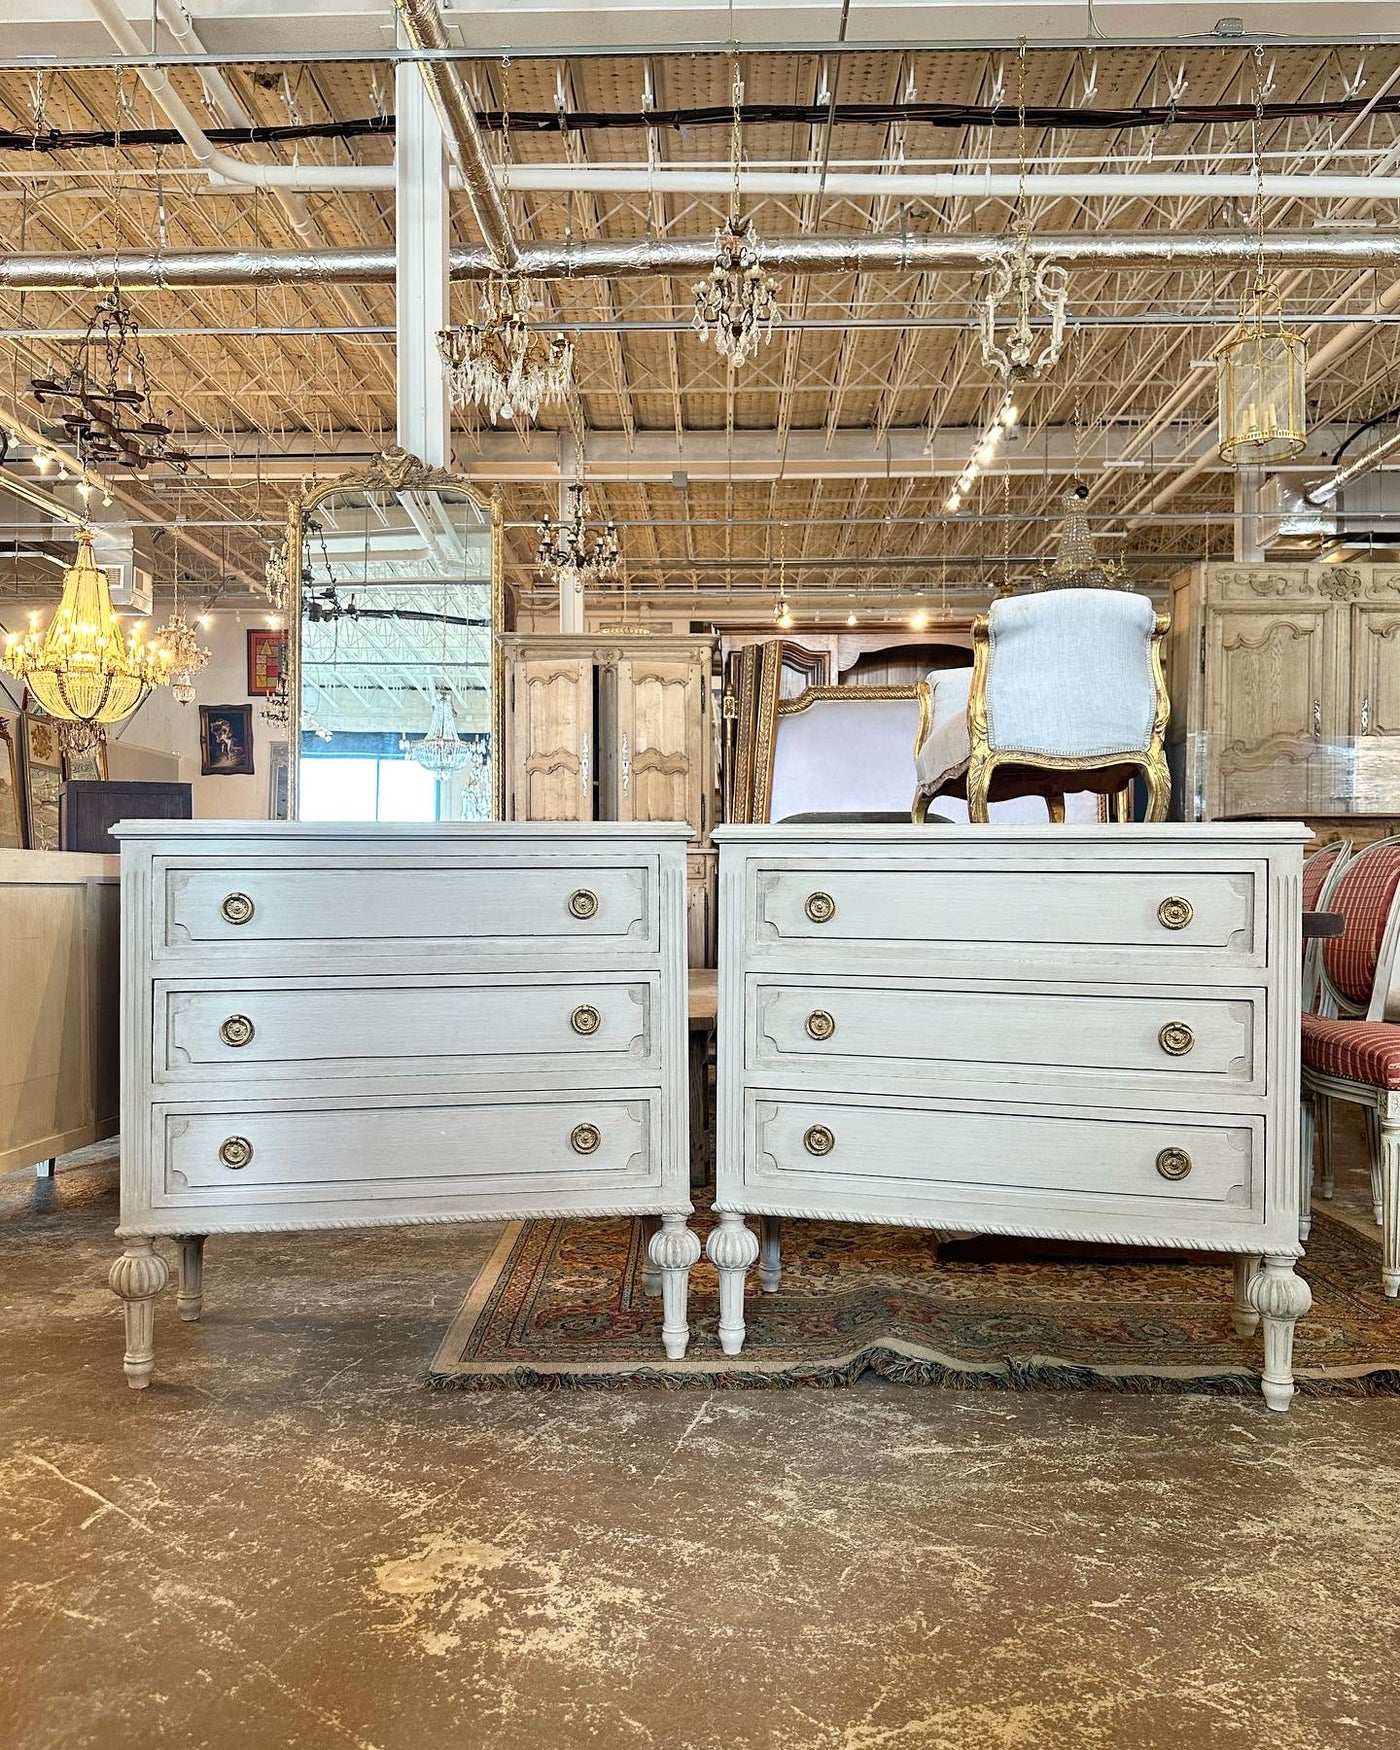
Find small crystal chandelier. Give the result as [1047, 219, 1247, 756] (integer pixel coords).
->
[3, 529, 172, 746]
[438, 278, 573, 424]
[150, 561, 209, 707]
[264, 538, 290, 611]
[692, 68, 781, 367]
[30, 285, 189, 473]
[1033, 483, 1127, 592]
[400, 685, 471, 776]
[261, 670, 291, 732]
[536, 482, 621, 584]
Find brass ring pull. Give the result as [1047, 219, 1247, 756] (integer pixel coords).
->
[219, 1014, 255, 1049]
[805, 1009, 836, 1041]
[568, 888, 599, 920]
[804, 891, 836, 924]
[220, 892, 255, 926]
[803, 1124, 836, 1156]
[1156, 1147, 1192, 1181]
[1157, 895, 1193, 931]
[218, 1135, 253, 1170]
[1158, 1021, 1195, 1057]
[571, 1005, 601, 1036]
[570, 1122, 601, 1155]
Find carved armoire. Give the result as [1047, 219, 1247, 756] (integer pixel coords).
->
[1168, 561, 1400, 824]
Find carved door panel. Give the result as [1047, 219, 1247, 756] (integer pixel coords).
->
[508, 658, 595, 822]
[1206, 607, 1341, 817]
[1348, 607, 1400, 811]
[606, 657, 705, 832]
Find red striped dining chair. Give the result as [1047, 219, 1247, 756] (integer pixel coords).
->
[1300, 838, 1400, 1297]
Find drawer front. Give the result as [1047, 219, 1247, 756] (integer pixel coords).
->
[155, 973, 660, 1084]
[750, 978, 1262, 1095]
[741, 1092, 1260, 1216]
[157, 858, 656, 958]
[160, 1094, 659, 1202]
[750, 863, 1261, 968]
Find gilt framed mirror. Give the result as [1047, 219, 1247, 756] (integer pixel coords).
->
[287, 448, 504, 822]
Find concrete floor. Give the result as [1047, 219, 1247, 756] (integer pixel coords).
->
[3, 1140, 1399, 1750]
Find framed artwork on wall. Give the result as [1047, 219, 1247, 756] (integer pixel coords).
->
[199, 703, 255, 776]
[247, 628, 288, 697]
[20, 711, 64, 850]
[0, 717, 22, 849]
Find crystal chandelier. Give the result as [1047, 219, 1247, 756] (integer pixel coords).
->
[30, 285, 190, 473]
[692, 69, 781, 367]
[149, 608, 209, 705]
[401, 685, 471, 776]
[536, 483, 621, 584]
[264, 538, 290, 611]
[1033, 483, 1127, 592]
[438, 278, 573, 424]
[261, 670, 291, 732]
[3, 529, 172, 745]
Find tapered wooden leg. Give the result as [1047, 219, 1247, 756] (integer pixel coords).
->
[1365, 1108, 1384, 1225]
[1232, 1253, 1261, 1339]
[1247, 1256, 1312, 1412]
[1299, 1096, 1316, 1242]
[1379, 1118, 1400, 1299]
[705, 1212, 759, 1356]
[1317, 1097, 1335, 1200]
[1046, 793, 1066, 824]
[108, 1240, 170, 1389]
[176, 1236, 205, 1322]
[647, 1213, 700, 1359]
[639, 1214, 663, 1297]
[759, 1215, 782, 1293]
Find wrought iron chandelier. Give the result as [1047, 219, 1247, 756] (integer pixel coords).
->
[438, 277, 574, 424]
[536, 483, 621, 584]
[2, 529, 173, 746]
[692, 68, 781, 367]
[401, 685, 472, 776]
[30, 285, 190, 473]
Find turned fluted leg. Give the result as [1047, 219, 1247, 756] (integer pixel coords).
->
[648, 1213, 701, 1360]
[1379, 1119, 1400, 1299]
[639, 1214, 663, 1297]
[758, 1215, 782, 1293]
[1232, 1253, 1261, 1339]
[1365, 1108, 1384, 1225]
[176, 1236, 205, 1322]
[706, 1212, 760, 1356]
[108, 1240, 171, 1389]
[1247, 1256, 1312, 1412]
[1299, 1096, 1316, 1243]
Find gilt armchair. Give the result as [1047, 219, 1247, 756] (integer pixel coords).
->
[913, 588, 1171, 824]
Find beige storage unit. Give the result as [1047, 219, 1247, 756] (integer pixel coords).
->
[1168, 561, 1400, 820]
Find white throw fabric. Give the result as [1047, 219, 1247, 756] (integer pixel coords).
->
[985, 588, 1158, 758]
[913, 665, 975, 792]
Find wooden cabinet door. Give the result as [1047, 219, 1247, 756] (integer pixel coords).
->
[507, 658, 595, 822]
[607, 656, 706, 831]
[1206, 607, 1342, 817]
[1349, 606, 1400, 741]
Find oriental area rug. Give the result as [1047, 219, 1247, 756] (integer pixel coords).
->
[425, 1205, 1400, 1396]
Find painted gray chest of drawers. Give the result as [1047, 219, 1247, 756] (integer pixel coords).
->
[711, 824, 1313, 1409]
[108, 822, 697, 1385]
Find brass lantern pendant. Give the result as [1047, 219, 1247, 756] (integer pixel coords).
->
[1217, 276, 1307, 466]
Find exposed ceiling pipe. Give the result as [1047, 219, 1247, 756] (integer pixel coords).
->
[391, 0, 519, 271]
[5, 231, 1400, 291]
[1304, 427, 1400, 507]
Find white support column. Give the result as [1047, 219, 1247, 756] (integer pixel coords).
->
[1234, 465, 1264, 562]
[395, 50, 450, 469]
[558, 431, 585, 632]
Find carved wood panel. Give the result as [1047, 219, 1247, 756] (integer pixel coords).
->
[1349, 607, 1400, 740]
[509, 658, 595, 822]
[1207, 607, 1341, 816]
[609, 657, 703, 829]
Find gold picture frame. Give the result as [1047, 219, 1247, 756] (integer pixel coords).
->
[0, 716, 22, 850]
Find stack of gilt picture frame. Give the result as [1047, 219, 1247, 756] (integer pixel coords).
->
[0, 707, 111, 850]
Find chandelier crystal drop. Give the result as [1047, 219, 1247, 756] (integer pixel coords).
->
[149, 608, 209, 705]
[437, 279, 574, 424]
[536, 483, 621, 584]
[2, 530, 173, 736]
[401, 685, 472, 776]
[1217, 276, 1307, 466]
[692, 217, 781, 368]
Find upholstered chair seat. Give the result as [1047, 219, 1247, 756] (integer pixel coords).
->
[913, 588, 1171, 823]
